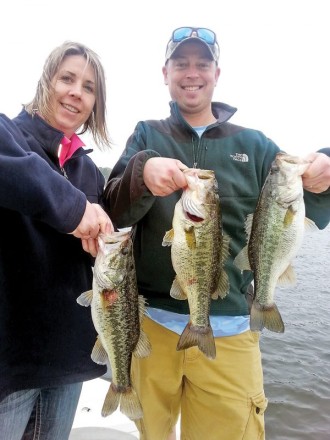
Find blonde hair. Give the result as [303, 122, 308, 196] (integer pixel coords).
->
[25, 41, 111, 149]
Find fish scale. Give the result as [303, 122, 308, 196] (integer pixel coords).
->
[234, 152, 317, 333]
[77, 231, 151, 420]
[163, 168, 230, 359]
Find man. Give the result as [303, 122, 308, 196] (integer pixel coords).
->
[103, 26, 330, 440]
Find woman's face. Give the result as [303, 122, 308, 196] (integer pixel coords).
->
[47, 54, 96, 138]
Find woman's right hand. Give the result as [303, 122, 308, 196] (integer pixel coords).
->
[70, 201, 114, 256]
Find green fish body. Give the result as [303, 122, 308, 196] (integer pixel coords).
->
[234, 153, 316, 333]
[77, 231, 151, 420]
[163, 169, 230, 359]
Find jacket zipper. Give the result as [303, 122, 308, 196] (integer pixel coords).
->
[60, 167, 69, 179]
[192, 136, 204, 168]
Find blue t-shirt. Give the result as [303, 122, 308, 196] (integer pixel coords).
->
[147, 308, 250, 337]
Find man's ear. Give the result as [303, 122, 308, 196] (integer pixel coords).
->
[162, 65, 168, 85]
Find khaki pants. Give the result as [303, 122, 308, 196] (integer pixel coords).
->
[132, 316, 268, 440]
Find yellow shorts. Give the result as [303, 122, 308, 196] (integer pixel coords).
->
[131, 316, 268, 440]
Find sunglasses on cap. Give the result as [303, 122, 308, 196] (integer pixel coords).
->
[171, 27, 217, 45]
[165, 26, 220, 63]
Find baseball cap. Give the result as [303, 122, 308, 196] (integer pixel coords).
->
[165, 27, 220, 63]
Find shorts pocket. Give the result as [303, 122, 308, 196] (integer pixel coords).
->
[243, 391, 268, 440]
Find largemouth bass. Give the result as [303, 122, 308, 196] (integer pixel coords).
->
[234, 152, 316, 333]
[162, 169, 230, 359]
[77, 231, 151, 420]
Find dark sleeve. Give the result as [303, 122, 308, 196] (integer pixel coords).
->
[103, 123, 160, 227]
[304, 147, 330, 230]
[0, 116, 87, 233]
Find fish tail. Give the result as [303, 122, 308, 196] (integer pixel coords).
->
[177, 323, 216, 359]
[120, 387, 143, 420]
[101, 383, 120, 417]
[250, 301, 285, 333]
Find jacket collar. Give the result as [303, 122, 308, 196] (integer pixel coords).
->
[169, 100, 237, 125]
[13, 109, 65, 157]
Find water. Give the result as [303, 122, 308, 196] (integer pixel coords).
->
[261, 225, 330, 439]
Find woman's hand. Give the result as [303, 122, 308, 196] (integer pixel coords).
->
[70, 201, 114, 257]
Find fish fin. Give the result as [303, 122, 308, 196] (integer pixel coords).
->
[132, 295, 152, 358]
[101, 383, 121, 417]
[244, 213, 254, 239]
[177, 323, 216, 359]
[162, 229, 174, 246]
[211, 233, 231, 299]
[222, 233, 231, 258]
[283, 205, 296, 226]
[250, 301, 285, 333]
[304, 217, 318, 231]
[233, 246, 251, 272]
[277, 264, 296, 285]
[211, 292, 218, 300]
[212, 269, 230, 299]
[170, 277, 187, 300]
[91, 337, 108, 365]
[137, 295, 148, 320]
[134, 330, 152, 358]
[185, 226, 196, 250]
[76, 290, 93, 307]
[120, 387, 143, 420]
[236, 214, 253, 271]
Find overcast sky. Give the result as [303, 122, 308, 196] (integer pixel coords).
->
[1, 0, 329, 167]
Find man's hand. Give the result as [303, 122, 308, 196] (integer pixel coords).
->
[302, 152, 330, 193]
[143, 157, 189, 196]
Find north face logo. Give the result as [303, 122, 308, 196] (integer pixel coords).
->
[230, 153, 249, 162]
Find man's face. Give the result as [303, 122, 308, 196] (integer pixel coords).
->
[162, 41, 220, 117]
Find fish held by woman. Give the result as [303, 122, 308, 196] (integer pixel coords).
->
[234, 152, 317, 333]
[162, 168, 230, 359]
[77, 230, 151, 420]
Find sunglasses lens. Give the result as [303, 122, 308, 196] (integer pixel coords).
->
[197, 28, 216, 44]
[172, 27, 216, 45]
[172, 27, 193, 42]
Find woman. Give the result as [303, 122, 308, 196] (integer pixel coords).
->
[0, 42, 113, 440]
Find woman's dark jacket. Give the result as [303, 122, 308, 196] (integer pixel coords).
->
[0, 109, 106, 400]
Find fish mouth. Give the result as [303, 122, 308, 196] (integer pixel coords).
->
[181, 168, 214, 222]
[182, 196, 205, 222]
[186, 212, 204, 222]
[99, 230, 130, 245]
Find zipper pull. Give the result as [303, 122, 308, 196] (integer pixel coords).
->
[61, 167, 69, 179]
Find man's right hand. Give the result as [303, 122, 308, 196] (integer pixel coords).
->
[143, 157, 188, 196]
